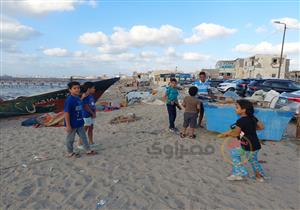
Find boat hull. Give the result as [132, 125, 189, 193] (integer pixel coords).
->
[0, 78, 119, 118]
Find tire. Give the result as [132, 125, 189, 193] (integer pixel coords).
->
[227, 87, 235, 92]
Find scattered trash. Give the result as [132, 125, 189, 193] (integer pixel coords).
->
[21, 112, 64, 127]
[264, 90, 280, 108]
[96, 103, 120, 112]
[110, 113, 139, 124]
[96, 199, 106, 209]
[246, 90, 267, 101]
[224, 91, 241, 100]
[113, 179, 120, 184]
[126, 91, 151, 105]
[33, 154, 49, 161]
[22, 164, 27, 168]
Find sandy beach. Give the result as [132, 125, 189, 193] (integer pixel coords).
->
[0, 82, 299, 210]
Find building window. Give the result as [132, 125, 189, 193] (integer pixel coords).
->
[272, 58, 278, 64]
[226, 73, 231, 76]
[271, 74, 276, 78]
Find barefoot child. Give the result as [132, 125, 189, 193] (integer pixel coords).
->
[219, 99, 265, 182]
[64, 81, 96, 157]
[78, 82, 96, 148]
[180, 86, 201, 139]
[163, 78, 179, 132]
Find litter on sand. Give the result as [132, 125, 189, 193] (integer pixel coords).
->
[96, 199, 107, 209]
[110, 113, 139, 124]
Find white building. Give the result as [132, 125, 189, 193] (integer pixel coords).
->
[216, 54, 290, 79]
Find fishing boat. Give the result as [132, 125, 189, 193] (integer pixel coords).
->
[0, 77, 120, 118]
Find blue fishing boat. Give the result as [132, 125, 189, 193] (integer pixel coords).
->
[204, 103, 294, 141]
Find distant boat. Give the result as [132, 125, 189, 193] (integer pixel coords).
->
[0, 77, 120, 118]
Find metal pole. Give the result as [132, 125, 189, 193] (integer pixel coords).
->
[278, 24, 286, 78]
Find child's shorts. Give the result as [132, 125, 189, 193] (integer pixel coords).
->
[84, 117, 94, 126]
[183, 112, 198, 128]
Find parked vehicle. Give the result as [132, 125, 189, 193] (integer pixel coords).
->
[260, 79, 300, 93]
[178, 80, 194, 86]
[217, 79, 238, 93]
[235, 79, 253, 97]
[246, 79, 267, 96]
[275, 90, 300, 116]
[208, 79, 225, 88]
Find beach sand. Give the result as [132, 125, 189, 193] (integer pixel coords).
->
[1, 95, 300, 209]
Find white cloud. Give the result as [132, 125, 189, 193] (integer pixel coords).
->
[94, 53, 136, 62]
[165, 47, 179, 58]
[3, 17, 40, 41]
[3, 0, 97, 16]
[79, 32, 108, 46]
[111, 25, 183, 47]
[271, 17, 300, 29]
[182, 52, 210, 61]
[43, 48, 69, 56]
[233, 41, 300, 55]
[185, 23, 237, 44]
[98, 44, 128, 54]
[2, 17, 40, 53]
[245, 23, 253, 28]
[139, 51, 157, 59]
[255, 26, 267, 33]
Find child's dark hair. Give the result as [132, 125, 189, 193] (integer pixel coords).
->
[199, 72, 206, 77]
[82, 81, 95, 93]
[170, 78, 177, 83]
[236, 99, 254, 117]
[67, 81, 80, 89]
[189, 86, 198, 96]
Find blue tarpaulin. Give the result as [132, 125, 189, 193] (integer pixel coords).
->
[204, 104, 294, 141]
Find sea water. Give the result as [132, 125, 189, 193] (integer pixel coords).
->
[0, 84, 67, 101]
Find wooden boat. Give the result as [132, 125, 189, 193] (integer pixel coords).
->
[0, 77, 120, 118]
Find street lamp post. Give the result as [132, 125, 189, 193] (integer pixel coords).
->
[274, 21, 287, 79]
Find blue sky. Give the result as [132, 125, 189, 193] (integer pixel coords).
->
[2, 0, 300, 77]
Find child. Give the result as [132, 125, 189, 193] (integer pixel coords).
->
[180, 86, 201, 139]
[163, 78, 179, 132]
[220, 99, 265, 182]
[64, 81, 96, 157]
[78, 82, 96, 148]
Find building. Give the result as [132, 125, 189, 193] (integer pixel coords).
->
[198, 69, 220, 79]
[148, 70, 195, 85]
[149, 70, 179, 85]
[216, 60, 238, 79]
[216, 54, 290, 79]
[288, 70, 300, 82]
[238, 54, 289, 79]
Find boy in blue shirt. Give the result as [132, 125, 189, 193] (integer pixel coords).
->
[163, 78, 179, 132]
[78, 82, 96, 148]
[64, 81, 96, 157]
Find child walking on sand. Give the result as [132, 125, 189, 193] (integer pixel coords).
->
[64, 81, 96, 157]
[163, 78, 180, 132]
[78, 82, 96, 148]
[180, 86, 201, 139]
[220, 99, 266, 182]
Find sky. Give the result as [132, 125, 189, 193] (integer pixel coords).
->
[1, 0, 300, 77]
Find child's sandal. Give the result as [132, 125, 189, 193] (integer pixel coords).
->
[65, 152, 81, 158]
[189, 134, 196, 139]
[180, 132, 186, 138]
[86, 150, 98, 156]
